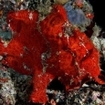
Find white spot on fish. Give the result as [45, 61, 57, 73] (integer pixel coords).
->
[0, 55, 3, 60]
[58, 33, 62, 37]
[29, 12, 33, 20]
[23, 63, 30, 71]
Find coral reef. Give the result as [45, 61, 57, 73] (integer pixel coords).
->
[0, 66, 16, 105]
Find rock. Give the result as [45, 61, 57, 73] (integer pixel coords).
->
[55, 0, 69, 5]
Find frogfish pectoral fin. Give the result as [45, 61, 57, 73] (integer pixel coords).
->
[95, 72, 105, 84]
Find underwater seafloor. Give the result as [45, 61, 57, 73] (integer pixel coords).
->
[0, 0, 105, 105]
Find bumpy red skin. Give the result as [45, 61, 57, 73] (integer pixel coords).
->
[0, 5, 104, 104]
[0, 10, 47, 75]
[38, 5, 105, 102]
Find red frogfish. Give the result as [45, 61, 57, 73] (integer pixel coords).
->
[0, 4, 105, 104]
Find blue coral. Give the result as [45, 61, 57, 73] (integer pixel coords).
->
[0, 31, 12, 40]
[64, 1, 87, 25]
